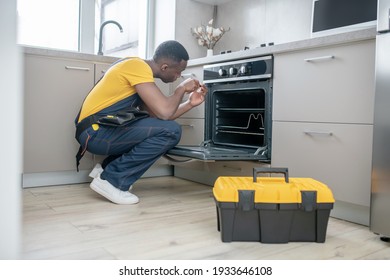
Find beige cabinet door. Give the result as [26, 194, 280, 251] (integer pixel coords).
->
[271, 121, 373, 207]
[273, 40, 375, 124]
[94, 62, 112, 83]
[272, 40, 375, 225]
[175, 118, 205, 145]
[23, 55, 95, 173]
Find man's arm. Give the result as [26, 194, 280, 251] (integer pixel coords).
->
[135, 78, 201, 120]
[168, 85, 207, 120]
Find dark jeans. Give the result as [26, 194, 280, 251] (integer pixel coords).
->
[78, 117, 181, 191]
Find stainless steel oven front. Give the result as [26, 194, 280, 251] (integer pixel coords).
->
[167, 55, 273, 162]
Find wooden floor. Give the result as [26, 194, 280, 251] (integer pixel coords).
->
[22, 176, 390, 260]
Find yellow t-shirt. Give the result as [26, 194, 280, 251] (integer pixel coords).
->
[77, 57, 154, 122]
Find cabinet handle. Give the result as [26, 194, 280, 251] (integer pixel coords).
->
[304, 55, 335, 62]
[304, 130, 333, 136]
[180, 124, 194, 128]
[65, 66, 91, 71]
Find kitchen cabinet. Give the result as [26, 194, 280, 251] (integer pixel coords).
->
[171, 65, 205, 145]
[23, 55, 97, 173]
[273, 40, 375, 124]
[271, 39, 376, 225]
[23, 53, 175, 187]
[175, 118, 204, 145]
[94, 62, 111, 82]
[177, 66, 204, 145]
[168, 65, 208, 180]
[23, 54, 97, 187]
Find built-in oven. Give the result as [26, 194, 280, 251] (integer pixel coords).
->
[167, 55, 273, 162]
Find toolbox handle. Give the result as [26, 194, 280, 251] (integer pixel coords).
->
[253, 167, 289, 183]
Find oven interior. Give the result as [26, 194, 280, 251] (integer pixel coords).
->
[167, 56, 273, 162]
[210, 86, 268, 149]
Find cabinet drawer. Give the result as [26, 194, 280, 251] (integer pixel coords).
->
[176, 118, 204, 145]
[273, 40, 375, 124]
[271, 121, 373, 206]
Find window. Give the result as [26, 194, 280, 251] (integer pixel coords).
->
[17, 0, 79, 51]
[97, 0, 149, 57]
[17, 0, 150, 58]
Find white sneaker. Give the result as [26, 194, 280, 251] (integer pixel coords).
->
[89, 163, 133, 191]
[90, 175, 139, 205]
[89, 163, 104, 179]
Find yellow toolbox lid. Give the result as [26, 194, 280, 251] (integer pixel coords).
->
[213, 175, 335, 204]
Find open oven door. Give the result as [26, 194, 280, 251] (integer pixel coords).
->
[166, 142, 270, 162]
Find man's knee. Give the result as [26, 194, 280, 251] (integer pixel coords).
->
[165, 121, 182, 145]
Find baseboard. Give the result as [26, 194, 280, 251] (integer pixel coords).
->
[22, 170, 91, 188]
[331, 200, 370, 226]
[173, 166, 217, 186]
[22, 165, 174, 188]
[174, 166, 371, 226]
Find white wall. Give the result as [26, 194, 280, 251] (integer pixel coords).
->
[216, 0, 266, 53]
[153, 0, 176, 52]
[263, 0, 313, 45]
[217, 0, 313, 52]
[175, 0, 313, 58]
[175, 0, 215, 59]
[0, 0, 22, 259]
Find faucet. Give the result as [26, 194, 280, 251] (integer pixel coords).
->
[98, 20, 123, 55]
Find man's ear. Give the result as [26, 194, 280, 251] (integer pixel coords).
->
[161, 64, 168, 71]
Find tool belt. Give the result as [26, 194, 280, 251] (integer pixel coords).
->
[75, 108, 149, 171]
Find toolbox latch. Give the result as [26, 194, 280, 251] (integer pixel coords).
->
[301, 191, 317, 212]
[238, 190, 255, 211]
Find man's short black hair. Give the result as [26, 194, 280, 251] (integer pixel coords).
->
[153, 40, 189, 64]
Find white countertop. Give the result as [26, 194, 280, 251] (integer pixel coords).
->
[21, 45, 119, 64]
[21, 27, 376, 66]
[188, 27, 377, 67]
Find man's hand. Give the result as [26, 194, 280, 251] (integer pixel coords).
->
[188, 84, 207, 107]
[179, 78, 201, 93]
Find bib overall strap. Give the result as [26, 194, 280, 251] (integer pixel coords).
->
[75, 115, 99, 172]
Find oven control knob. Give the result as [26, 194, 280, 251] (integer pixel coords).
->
[229, 67, 238, 76]
[218, 68, 227, 77]
[240, 65, 248, 75]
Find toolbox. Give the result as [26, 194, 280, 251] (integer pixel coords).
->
[213, 167, 335, 243]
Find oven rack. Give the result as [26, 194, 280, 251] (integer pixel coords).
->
[216, 112, 265, 130]
[216, 108, 265, 112]
[216, 129, 265, 136]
